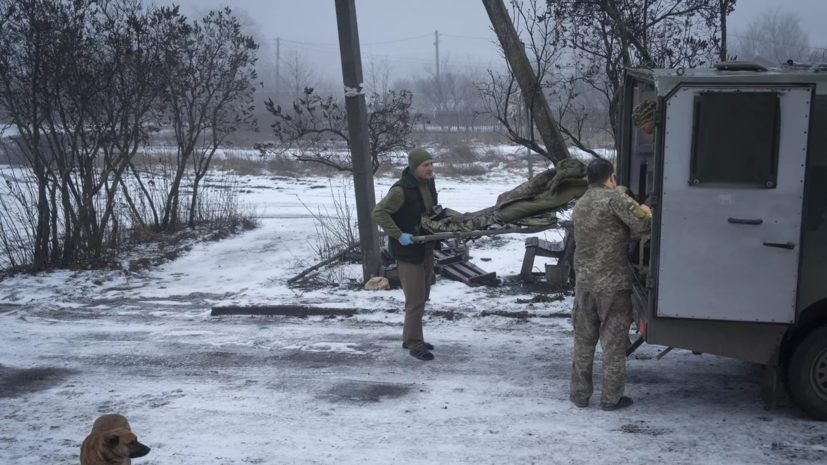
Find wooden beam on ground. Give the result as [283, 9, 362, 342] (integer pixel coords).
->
[211, 306, 359, 318]
[479, 310, 572, 319]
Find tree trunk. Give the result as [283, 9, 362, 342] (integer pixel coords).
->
[34, 162, 50, 270]
[187, 173, 201, 229]
[162, 160, 188, 230]
[49, 177, 60, 265]
[118, 175, 147, 230]
[719, 0, 728, 62]
[128, 162, 160, 229]
[95, 163, 131, 260]
[60, 176, 74, 267]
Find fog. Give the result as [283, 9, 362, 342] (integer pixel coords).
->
[159, 0, 827, 91]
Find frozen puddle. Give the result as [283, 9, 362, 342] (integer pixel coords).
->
[285, 342, 367, 355]
[139, 300, 193, 306]
[163, 330, 220, 337]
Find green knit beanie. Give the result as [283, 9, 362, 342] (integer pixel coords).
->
[408, 147, 433, 171]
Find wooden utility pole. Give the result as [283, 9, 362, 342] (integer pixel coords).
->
[334, 0, 382, 282]
[275, 37, 281, 105]
[481, 0, 570, 163]
[434, 30, 440, 81]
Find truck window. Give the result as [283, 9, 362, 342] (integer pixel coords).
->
[689, 92, 781, 188]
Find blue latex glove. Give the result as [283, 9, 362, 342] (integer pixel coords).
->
[398, 233, 414, 246]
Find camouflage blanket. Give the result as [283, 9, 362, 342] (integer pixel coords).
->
[420, 159, 589, 234]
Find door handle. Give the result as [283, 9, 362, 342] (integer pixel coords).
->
[728, 218, 763, 225]
[763, 242, 796, 250]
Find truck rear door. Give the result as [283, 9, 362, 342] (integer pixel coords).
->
[655, 85, 812, 323]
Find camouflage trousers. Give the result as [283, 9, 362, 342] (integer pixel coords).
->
[570, 289, 633, 407]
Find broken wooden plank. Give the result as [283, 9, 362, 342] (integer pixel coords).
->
[520, 247, 538, 278]
[451, 262, 496, 284]
[479, 310, 572, 319]
[433, 250, 464, 265]
[468, 271, 497, 284]
[211, 305, 358, 318]
[287, 244, 359, 285]
[439, 265, 477, 286]
[525, 237, 565, 252]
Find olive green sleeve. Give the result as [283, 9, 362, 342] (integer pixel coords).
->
[372, 185, 405, 239]
[611, 192, 652, 236]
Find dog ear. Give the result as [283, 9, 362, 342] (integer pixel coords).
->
[105, 435, 120, 447]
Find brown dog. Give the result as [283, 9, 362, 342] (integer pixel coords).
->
[80, 414, 151, 465]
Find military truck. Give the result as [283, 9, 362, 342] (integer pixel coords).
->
[616, 61, 827, 420]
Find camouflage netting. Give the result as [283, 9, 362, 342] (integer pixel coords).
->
[420, 158, 589, 234]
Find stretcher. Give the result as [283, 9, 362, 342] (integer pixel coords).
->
[412, 158, 588, 244]
[412, 222, 560, 243]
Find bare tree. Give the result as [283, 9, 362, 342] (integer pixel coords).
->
[477, 0, 582, 158]
[156, 7, 259, 230]
[0, 0, 62, 268]
[547, 0, 735, 143]
[0, 0, 180, 269]
[260, 88, 423, 173]
[364, 55, 394, 99]
[415, 57, 479, 115]
[283, 48, 317, 104]
[734, 7, 812, 65]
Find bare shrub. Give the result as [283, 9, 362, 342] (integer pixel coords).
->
[265, 153, 341, 177]
[193, 173, 259, 233]
[374, 161, 402, 179]
[266, 154, 303, 176]
[299, 180, 359, 262]
[0, 166, 36, 271]
[218, 156, 264, 176]
[260, 88, 421, 173]
[478, 148, 508, 163]
[438, 163, 489, 178]
[439, 140, 480, 164]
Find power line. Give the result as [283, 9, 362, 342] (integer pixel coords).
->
[364, 34, 433, 45]
[279, 38, 338, 48]
[278, 33, 436, 48]
[441, 33, 495, 42]
[281, 40, 500, 70]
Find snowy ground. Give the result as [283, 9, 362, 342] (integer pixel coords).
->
[1, 161, 825, 464]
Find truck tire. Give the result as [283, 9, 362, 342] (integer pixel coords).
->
[788, 323, 827, 421]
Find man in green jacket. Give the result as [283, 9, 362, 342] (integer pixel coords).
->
[372, 148, 438, 361]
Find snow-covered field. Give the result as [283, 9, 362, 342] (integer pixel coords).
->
[0, 158, 825, 464]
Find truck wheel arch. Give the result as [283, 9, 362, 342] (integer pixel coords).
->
[782, 299, 827, 366]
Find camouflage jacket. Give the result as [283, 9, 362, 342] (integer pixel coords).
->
[571, 184, 652, 292]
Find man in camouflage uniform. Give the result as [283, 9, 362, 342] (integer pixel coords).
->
[372, 148, 438, 361]
[569, 158, 652, 410]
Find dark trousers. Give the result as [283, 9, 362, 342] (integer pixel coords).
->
[397, 250, 434, 350]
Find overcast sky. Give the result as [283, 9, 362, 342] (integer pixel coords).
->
[163, 0, 827, 83]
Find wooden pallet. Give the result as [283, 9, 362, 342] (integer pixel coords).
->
[434, 249, 496, 286]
